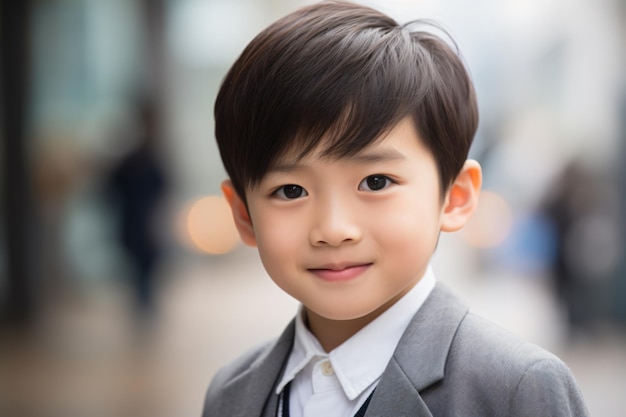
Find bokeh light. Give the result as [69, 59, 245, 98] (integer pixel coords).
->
[461, 190, 514, 248]
[182, 195, 240, 254]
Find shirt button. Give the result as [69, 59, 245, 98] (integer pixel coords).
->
[321, 360, 334, 376]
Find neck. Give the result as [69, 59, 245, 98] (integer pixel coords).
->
[305, 311, 373, 352]
[304, 294, 402, 352]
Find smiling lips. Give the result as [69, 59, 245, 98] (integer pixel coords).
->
[308, 263, 372, 282]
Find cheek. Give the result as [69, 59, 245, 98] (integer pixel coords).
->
[252, 212, 304, 275]
[255, 230, 299, 298]
[256, 223, 296, 251]
[257, 231, 294, 271]
[370, 200, 441, 255]
[251, 206, 301, 249]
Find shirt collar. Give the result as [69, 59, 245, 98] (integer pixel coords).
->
[275, 265, 436, 400]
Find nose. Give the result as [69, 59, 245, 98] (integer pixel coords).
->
[309, 196, 362, 247]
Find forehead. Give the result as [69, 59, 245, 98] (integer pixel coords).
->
[271, 117, 416, 162]
[270, 117, 420, 171]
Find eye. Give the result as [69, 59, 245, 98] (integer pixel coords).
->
[358, 175, 393, 192]
[274, 184, 308, 200]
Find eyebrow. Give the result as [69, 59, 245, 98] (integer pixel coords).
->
[269, 148, 406, 173]
[350, 148, 406, 163]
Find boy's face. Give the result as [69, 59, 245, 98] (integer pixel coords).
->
[224, 117, 480, 323]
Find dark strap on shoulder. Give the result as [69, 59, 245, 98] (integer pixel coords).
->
[353, 390, 375, 417]
[280, 382, 292, 417]
[279, 382, 375, 417]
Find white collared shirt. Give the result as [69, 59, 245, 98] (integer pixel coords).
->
[275, 266, 436, 417]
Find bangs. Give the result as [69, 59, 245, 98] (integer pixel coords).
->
[286, 39, 427, 163]
[243, 25, 435, 184]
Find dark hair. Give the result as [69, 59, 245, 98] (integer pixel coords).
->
[215, 0, 478, 200]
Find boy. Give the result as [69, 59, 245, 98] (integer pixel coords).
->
[203, 1, 590, 416]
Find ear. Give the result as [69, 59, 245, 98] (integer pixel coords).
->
[221, 180, 257, 247]
[440, 160, 482, 232]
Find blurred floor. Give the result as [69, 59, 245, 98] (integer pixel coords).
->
[1, 241, 625, 416]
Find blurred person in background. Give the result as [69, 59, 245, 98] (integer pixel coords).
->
[540, 158, 623, 337]
[105, 98, 169, 321]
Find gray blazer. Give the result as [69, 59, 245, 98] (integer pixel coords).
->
[202, 284, 590, 416]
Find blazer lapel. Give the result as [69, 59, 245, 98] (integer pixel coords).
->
[217, 320, 295, 417]
[365, 283, 469, 416]
[364, 358, 434, 416]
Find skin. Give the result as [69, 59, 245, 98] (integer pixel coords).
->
[223, 117, 481, 352]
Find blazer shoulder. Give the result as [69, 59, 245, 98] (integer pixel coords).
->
[455, 312, 559, 367]
[442, 312, 589, 416]
[202, 340, 274, 415]
[202, 319, 296, 417]
[211, 340, 273, 389]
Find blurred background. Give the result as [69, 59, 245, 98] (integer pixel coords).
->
[1, 0, 625, 415]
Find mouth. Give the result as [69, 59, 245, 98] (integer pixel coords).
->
[307, 263, 372, 282]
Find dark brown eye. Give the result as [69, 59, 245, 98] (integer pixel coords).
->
[359, 175, 391, 191]
[276, 184, 307, 199]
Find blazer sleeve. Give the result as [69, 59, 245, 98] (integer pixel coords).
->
[508, 358, 590, 417]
